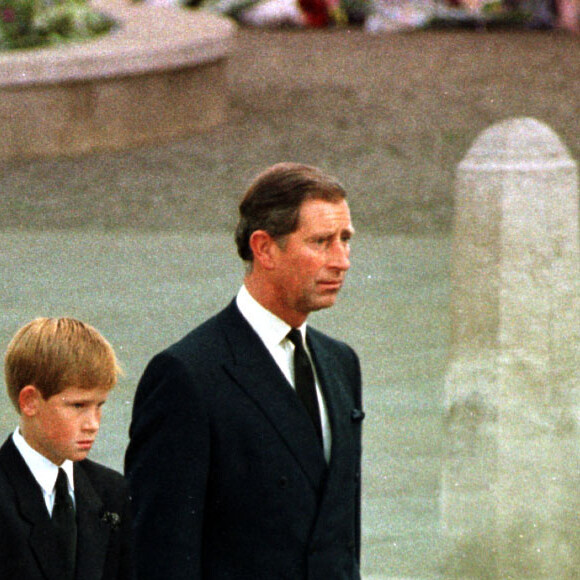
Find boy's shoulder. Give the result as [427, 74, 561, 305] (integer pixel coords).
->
[0, 435, 27, 481]
[75, 458, 128, 495]
[74, 459, 131, 535]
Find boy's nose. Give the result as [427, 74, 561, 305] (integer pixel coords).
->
[84, 409, 101, 431]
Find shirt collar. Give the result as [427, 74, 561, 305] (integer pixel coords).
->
[13, 427, 75, 494]
[236, 284, 307, 349]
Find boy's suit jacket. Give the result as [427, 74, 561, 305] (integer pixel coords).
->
[0, 436, 134, 580]
[125, 299, 364, 580]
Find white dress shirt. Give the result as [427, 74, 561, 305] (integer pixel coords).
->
[12, 427, 75, 515]
[236, 285, 332, 462]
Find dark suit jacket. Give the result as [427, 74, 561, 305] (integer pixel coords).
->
[125, 299, 363, 580]
[0, 436, 134, 580]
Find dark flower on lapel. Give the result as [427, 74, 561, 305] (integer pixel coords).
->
[100, 510, 121, 530]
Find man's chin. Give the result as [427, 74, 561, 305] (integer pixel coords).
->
[309, 294, 339, 312]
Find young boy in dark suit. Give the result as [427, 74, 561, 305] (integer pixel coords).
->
[0, 317, 133, 580]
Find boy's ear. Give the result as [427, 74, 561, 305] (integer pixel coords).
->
[18, 385, 41, 417]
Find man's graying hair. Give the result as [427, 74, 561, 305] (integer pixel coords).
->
[235, 162, 347, 262]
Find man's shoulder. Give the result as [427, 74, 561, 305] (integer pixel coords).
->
[307, 326, 357, 357]
[160, 299, 240, 361]
[172, 306, 229, 346]
[307, 326, 361, 384]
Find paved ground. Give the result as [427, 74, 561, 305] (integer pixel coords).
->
[0, 21, 578, 579]
[0, 25, 578, 233]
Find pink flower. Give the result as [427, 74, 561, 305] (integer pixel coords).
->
[2, 7, 16, 23]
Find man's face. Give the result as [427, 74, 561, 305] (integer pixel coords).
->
[270, 198, 354, 326]
[23, 384, 109, 465]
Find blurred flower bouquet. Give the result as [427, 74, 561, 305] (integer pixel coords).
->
[197, 0, 370, 27]
[1, 0, 115, 50]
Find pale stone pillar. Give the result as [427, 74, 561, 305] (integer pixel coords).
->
[441, 118, 579, 579]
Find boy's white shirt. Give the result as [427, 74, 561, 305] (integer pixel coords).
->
[12, 427, 75, 514]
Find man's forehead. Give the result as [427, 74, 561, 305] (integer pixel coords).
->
[297, 200, 352, 231]
[298, 198, 351, 219]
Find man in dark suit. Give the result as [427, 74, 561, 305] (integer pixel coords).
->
[125, 162, 364, 580]
[0, 317, 134, 580]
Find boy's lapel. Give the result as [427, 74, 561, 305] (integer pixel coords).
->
[0, 437, 68, 580]
[0, 439, 115, 580]
[73, 463, 110, 580]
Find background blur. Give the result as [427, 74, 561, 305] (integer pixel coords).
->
[1, 18, 578, 578]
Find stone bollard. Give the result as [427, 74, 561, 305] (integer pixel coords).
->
[441, 118, 579, 579]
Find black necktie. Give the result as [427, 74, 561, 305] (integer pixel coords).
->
[287, 328, 323, 445]
[52, 468, 77, 579]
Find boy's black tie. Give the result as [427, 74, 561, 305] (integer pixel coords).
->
[52, 468, 77, 579]
[287, 329, 323, 445]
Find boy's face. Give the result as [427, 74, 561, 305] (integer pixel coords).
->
[20, 384, 110, 465]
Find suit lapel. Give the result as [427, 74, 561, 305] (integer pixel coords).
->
[0, 437, 69, 580]
[307, 331, 360, 515]
[307, 331, 356, 467]
[219, 302, 327, 490]
[73, 462, 110, 580]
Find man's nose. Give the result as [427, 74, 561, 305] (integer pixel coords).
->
[329, 241, 351, 271]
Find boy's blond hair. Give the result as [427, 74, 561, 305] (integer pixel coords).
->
[4, 317, 121, 411]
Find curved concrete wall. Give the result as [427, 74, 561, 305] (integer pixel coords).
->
[0, 0, 236, 160]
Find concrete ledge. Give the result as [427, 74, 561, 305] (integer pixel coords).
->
[0, 0, 236, 159]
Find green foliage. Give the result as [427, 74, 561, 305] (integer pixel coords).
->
[0, 0, 115, 50]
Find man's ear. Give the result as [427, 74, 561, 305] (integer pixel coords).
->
[18, 385, 41, 417]
[249, 230, 278, 270]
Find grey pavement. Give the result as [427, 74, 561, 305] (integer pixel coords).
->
[1, 230, 449, 578]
